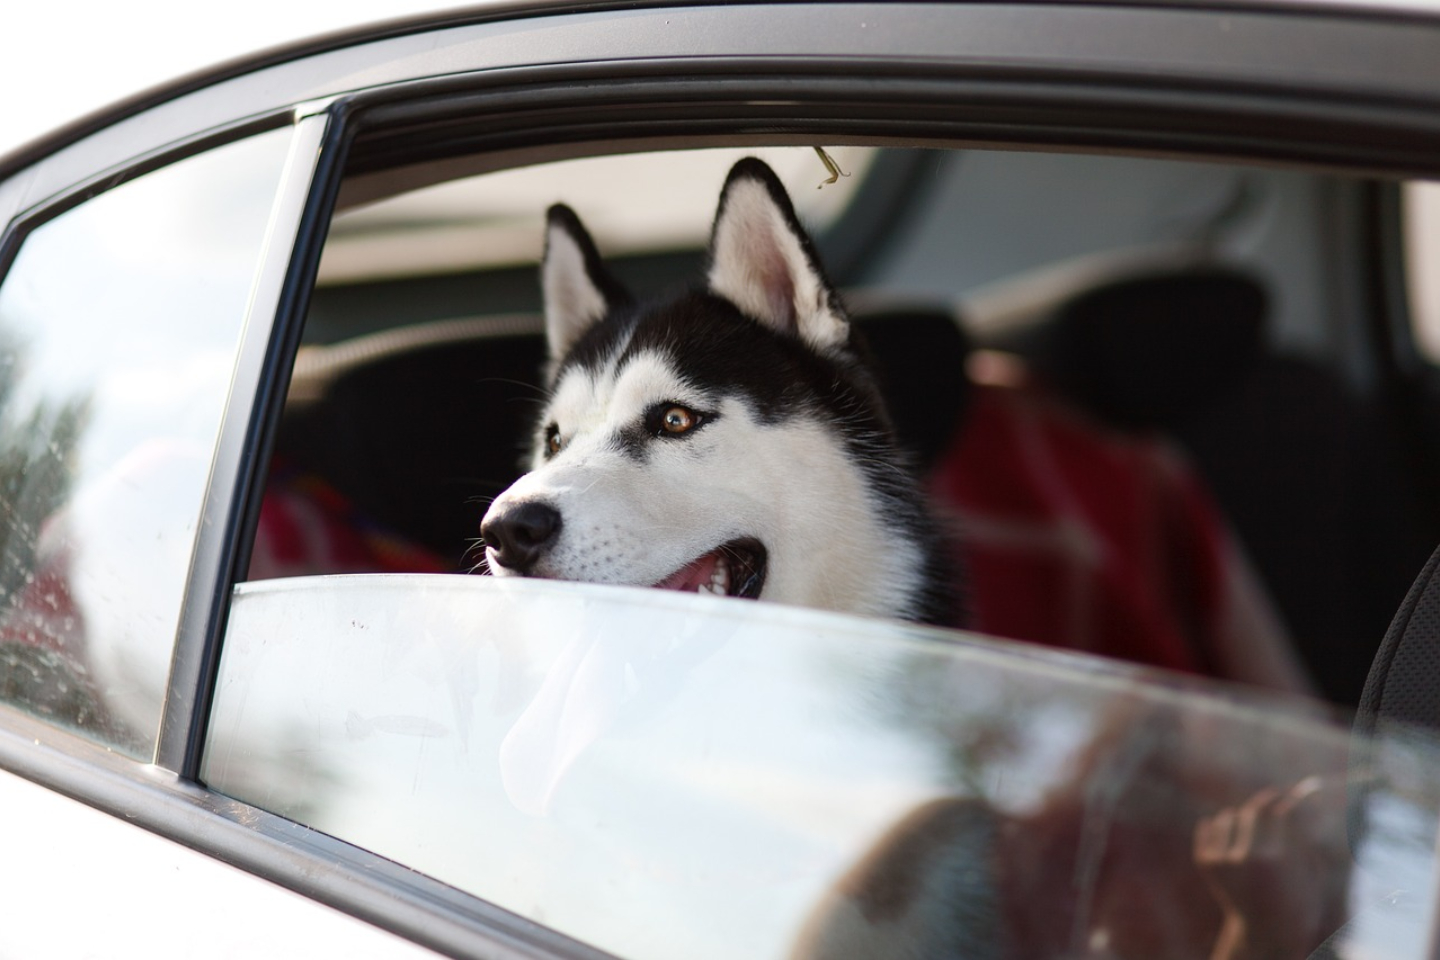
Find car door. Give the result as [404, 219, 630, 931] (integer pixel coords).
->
[4, 4, 1440, 959]
[0, 111, 467, 955]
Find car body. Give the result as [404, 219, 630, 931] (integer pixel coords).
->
[3, 2, 1440, 957]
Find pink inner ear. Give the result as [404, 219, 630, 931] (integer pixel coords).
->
[756, 230, 798, 334]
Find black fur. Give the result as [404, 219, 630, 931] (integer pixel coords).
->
[539, 160, 959, 627]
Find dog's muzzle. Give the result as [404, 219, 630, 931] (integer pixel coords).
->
[481, 500, 562, 574]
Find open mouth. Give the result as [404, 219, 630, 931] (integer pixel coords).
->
[652, 538, 767, 600]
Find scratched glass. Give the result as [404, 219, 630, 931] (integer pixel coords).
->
[0, 128, 295, 757]
[206, 575, 1440, 959]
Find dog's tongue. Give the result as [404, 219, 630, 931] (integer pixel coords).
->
[655, 551, 721, 592]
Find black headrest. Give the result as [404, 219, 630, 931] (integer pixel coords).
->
[277, 332, 548, 566]
[856, 308, 972, 470]
[1357, 543, 1440, 739]
[1043, 268, 1268, 431]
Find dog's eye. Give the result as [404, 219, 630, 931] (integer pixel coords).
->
[657, 404, 699, 436]
[544, 424, 563, 456]
[644, 402, 710, 439]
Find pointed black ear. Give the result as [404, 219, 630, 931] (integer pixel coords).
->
[706, 158, 849, 351]
[542, 204, 631, 362]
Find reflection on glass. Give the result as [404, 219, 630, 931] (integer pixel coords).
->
[0, 128, 294, 756]
[207, 576, 1440, 959]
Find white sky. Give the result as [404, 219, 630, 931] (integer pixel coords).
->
[0, 1, 481, 161]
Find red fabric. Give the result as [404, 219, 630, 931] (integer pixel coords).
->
[0, 536, 84, 658]
[930, 382, 1237, 677]
[247, 465, 448, 580]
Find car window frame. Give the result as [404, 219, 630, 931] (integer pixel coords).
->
[0, 107, 333, 768]
[0, 99, 616, 960]
[2, 3, 1440, 957]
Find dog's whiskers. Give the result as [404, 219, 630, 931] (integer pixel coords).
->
[461, 535, 494, 575]
[467, 157, 943, 626]
[476, 376, 547, 398]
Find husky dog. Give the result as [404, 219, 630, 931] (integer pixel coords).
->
[480, 158, 952, 624]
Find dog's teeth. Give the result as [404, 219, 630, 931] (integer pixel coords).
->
[711, 556, 730, 594]
[698, 583, 721, 596]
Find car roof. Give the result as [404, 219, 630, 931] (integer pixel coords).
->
[6, 0, 1440, 180]
[5, 0, 1440, 228]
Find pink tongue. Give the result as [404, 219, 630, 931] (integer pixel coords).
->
[655, 551, 721, 592]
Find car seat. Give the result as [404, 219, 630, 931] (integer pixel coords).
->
[1034, 268, 1437, 703]
[272, 318, 547, 570]
[854, 307, 973, 471]
[860, 304, 1311, 691]
[1294, 541, 1440, 960]
[1355, 542, 1440, 738]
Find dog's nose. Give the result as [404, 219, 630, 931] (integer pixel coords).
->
[482, 501, 562, 573]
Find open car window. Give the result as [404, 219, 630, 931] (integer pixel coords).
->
[255, 144, 1438, 705]
[223, 133, 1440, 956]
[207, 574, 1440, 959]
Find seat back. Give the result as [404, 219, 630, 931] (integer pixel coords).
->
[276, 320, 547, 568]
[1040, 268, 1436, 703]
[854, 307, 972, 470]
[1357, 543, 1440, 738]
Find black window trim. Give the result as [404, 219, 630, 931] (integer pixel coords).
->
[335, 58, 1440, 182]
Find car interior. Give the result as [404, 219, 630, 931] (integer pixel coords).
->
[254, 142, 1440, 709]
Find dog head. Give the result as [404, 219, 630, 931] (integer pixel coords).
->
[480, 158, 930, 619]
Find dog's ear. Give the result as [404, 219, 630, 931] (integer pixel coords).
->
[707, 159, 849, 351]
[542, 204, 631, 362]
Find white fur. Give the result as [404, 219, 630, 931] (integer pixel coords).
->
[487, 349, 925, 620]
[485, 161, 933, 621]
[707, 178, 848, 351]
[542, 222, 608, 362]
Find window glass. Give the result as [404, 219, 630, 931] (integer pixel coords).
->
[0, 127, 294, 756]
[207, 575, 1440, 960]
[226, 135, 1440, 956]
[1403, 181, 1440, 364]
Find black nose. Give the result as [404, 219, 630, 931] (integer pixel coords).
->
[482, 501, 562, 573]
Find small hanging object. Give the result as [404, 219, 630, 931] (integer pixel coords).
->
[813, 146, 851, 189]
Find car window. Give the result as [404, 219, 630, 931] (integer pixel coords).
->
[263, 144, 1439, 707]
[1403, 181, 1440, 365]
[0, 127, 296, 757]
[224, 138, 1440, 956]
[207, 574, 1440, 959]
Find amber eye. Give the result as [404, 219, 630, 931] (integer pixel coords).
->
[544, 424, 562, 456]
[645, 402, 709, 439]
[660, 405, 697, 435]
